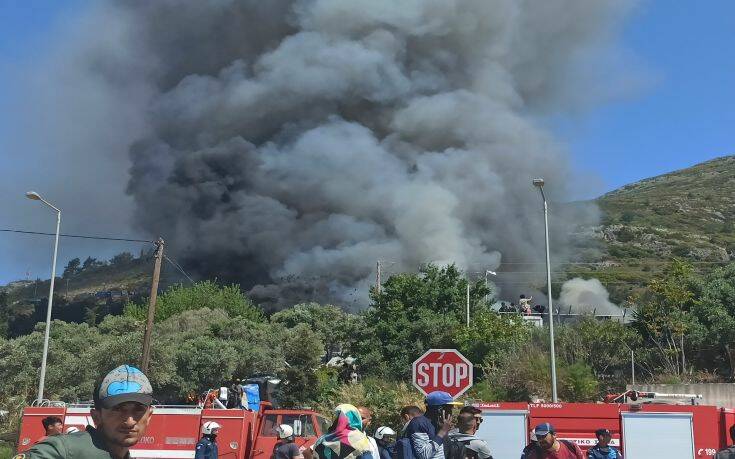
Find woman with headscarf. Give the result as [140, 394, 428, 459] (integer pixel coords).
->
[313, 404, 374, 459]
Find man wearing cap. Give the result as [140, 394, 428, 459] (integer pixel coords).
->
[587, 429, 622, 459]
[524, 423, 584, 459]
[17, 365, 154, 459]
[402, 391, 459, 459]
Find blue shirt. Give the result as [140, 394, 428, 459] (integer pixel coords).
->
[404, 415, 445, 459]
[587, 445, 622, 459]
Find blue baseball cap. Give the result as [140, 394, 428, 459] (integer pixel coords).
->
[425, 391, 463, 407]
[94, 365, 153, 409]
[534, 423, 556, 438]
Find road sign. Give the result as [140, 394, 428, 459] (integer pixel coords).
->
[412, 349, 473, 398]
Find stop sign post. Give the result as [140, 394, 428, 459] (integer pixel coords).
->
[412, 349, 473, 398]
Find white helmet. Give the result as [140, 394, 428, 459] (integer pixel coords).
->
[375, 426, 396, 440]
[277, 424, 294, 439]
[202, 421, 222, 435]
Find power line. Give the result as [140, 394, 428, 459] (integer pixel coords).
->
[0, 228, 154, 244]
[163, 254, 195, 284]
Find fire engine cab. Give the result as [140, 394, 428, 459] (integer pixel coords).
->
[17, 402, 330, 459]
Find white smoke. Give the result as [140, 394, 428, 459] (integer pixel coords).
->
[559, 277, 621, 315]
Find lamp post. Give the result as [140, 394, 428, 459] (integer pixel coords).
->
[26, 191, 61, 404]
[532, 178, 558, 403]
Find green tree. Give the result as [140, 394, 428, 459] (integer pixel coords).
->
[109, 252, 134, 266]
[692, 263, 735, 379]
[454, 308, 530, 372]
[124, 281, 263, 323]
[271, 303, 361, 359]
[354, 264, 490, 380]
[62, 258, 81, 278]
[632, 260, 702, 376]
[277, 324, 324, 407]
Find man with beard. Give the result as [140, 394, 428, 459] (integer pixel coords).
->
[17, 365, 154, 459]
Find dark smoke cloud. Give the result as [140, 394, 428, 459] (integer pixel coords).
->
[5, 0, 636, 308]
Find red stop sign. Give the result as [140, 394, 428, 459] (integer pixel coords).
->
[412, 349, 473, 398]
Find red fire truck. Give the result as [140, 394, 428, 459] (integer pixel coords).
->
[16, 392, 735, 458]
[471, 395, 735, 458]
[17, 402, 330, 458]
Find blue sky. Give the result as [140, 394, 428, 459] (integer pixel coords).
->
[0, 1, 733, 284]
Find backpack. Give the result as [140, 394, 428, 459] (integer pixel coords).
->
[444, 437, 471, 459]
[393, 437, 417, 459]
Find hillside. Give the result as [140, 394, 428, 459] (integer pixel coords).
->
[0, 251, 188, 337]
[571, 155, 735, 303]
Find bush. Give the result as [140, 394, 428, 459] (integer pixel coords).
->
[124, 281, 263, 323]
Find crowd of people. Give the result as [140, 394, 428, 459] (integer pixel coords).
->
[16, 364, 735, 459]
[498, 295, 546, 316]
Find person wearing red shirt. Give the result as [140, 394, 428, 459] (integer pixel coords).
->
[524, 423, 584, 459]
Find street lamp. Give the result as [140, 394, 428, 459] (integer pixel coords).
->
[26, 191, 61, 405]
[532, 178, 558, 403]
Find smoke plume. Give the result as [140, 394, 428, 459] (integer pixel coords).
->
[6, 0, 636, 308]
[559, 278, 621, 315]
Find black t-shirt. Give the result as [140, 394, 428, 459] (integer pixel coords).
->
[275, 441, 301, 459]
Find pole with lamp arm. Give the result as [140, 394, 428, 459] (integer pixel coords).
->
[532, 178, 558, 403]
[26, 191, 61, 405]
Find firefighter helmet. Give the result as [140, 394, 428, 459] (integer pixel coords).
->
[375, 426, 396, 440]
[202, 421, 222, 435]
[277, 424, 294, 439]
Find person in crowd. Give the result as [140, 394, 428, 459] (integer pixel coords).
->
[715, 425, 735, 458]
[195, 421, 221, 459]
[533, 304, 546, 315]
[17, 364, 154, 459]
[402, 391, 459, 459]
[510, 302, 518, 313]
[40, 416, 63, 439]
[313, 404, 373, 459]
[358, 407, 381, 459]
[447, 411, 492, 459]
[374, 426, 396, 459]
[520, 431, 538, 459]
[274, 424, 304, 459]
[523, 423, 583, 459]
[586, 429, 622, 459]
[399, 406, 424, 436]
[519, 295, 533, 311]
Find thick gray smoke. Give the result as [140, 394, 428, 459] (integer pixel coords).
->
[6, 0, 635, 308]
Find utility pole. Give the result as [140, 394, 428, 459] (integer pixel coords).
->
[466, 283, 470, 327]
[376, 261, 381, 295]
[631, 349, 635, 387]
[141, 238, 164, 373]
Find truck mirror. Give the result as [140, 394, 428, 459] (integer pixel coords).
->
[293, 419, 303, 437]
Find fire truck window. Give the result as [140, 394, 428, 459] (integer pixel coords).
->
[261, 414, 278, 436]
[281, 414, 316, 437]
[317, 415, 330, 436]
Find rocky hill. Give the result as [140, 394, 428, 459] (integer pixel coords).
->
[572, 155, 735, 303]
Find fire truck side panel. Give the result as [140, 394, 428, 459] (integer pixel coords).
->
[17, 407, 66, 452]
[621, 412, 694, 459]
[201, 409, 256, 459]
[636, 405, 721, 458]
